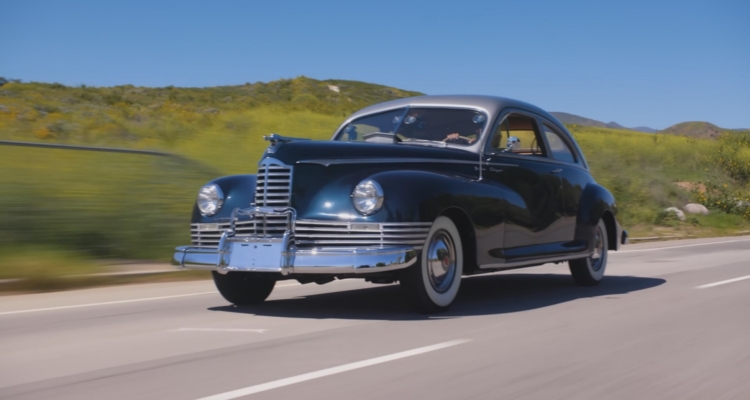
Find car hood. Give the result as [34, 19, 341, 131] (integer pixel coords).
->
[261, 139, 478, 166]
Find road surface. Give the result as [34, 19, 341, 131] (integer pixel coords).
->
[1, 236, 749, 399]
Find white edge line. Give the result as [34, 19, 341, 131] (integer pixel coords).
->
[196, 339, 472, 400]
[0, 292, 217, 316]
[696, 275, 750, 289]
[0, 280, 302, 316]
[615, 238, 750, 254]
[174, 328, 267, 333]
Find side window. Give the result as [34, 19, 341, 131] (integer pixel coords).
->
[542, 124, 577, 163]
[485, 114, 546, 157]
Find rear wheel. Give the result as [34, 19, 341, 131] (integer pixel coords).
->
[569, 220, 608, 286]
[212, 271, 276, 305]
[400, 216, 463, 313]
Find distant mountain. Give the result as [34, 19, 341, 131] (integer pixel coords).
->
[632, 126, 658, 133]
[605, 121, 626, 130]
[550, 112, 657, 133]
[660, 121, 724, 139]
[550, 112, 607, 128]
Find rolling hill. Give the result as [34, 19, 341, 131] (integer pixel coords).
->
[550, 112, 657, 133]
[660, 121, 724, 139]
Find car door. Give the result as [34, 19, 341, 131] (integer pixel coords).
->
[538, 120, 593, 247]
[481, 111, 566, 261]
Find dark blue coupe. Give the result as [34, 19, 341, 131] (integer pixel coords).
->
[173, 95, 627, 312]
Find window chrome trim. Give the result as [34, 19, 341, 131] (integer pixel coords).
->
[331, 104, 493, 154]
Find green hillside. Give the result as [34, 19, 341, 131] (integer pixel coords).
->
[0, 76, 421, 173]
[1, 77, 748, 287]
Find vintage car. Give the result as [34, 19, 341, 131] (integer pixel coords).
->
[173, 95, 628, 312]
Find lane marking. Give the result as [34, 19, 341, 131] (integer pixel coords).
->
[696, 275, 750, 289]
[0, 281, 302, 316]
[197, 339, 471, 400]
[615, 238, 750, 254]
[0, 292, 217, 316]
[174, 328, 267, 333]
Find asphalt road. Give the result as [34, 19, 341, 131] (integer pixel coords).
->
[1, 236, 749, 400]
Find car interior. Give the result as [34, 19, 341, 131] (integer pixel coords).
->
[488, 114, 546, 156]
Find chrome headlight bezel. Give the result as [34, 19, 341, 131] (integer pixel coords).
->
[351, 179, 384, 215]
[197, 183, 224, 216]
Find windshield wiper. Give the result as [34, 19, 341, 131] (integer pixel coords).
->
[398, 139, 448, 148]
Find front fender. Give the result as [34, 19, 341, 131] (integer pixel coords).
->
[191, 175, 257, 223]
[371, 170, 504, 226]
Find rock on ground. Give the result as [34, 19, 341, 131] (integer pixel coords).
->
[683, 203, 709, 215]
[664, 207, 686, 221]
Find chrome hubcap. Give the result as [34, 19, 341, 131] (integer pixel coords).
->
[590, 225, 604, 271]
[426, 230, 456, 293]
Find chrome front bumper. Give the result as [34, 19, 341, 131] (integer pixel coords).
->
[172, 244, 418, 275]
[174, 206, 419, 275]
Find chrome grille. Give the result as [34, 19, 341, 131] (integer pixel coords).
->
[191, 220, 432, 249]
[294, 220, 431, 249]
[190, 219, 289, 248]
[254, 163, 292, 207]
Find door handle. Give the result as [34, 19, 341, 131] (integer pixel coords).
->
[550, 168, 562, 174]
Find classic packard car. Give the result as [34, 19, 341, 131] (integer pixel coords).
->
[173, 95, 627, 312]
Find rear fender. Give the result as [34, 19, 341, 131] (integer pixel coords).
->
[575, 183, 622, 251]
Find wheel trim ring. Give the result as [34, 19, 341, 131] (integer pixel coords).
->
[590, 224, 605, 272]
[426, 229, 457, 293]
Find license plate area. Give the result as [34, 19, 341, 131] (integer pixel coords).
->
[221, 240, 284, 272]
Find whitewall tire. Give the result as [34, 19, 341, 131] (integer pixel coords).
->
[569, 220, 608, 286]
[400, 216, 463, 312]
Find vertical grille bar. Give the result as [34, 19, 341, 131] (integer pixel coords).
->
[250, 159, 292, 238]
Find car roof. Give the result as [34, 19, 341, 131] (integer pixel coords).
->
[347, 95, 561, 126]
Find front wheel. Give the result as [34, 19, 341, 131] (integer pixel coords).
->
[569, 220, 608, 286]
[212, 271, 276, 305]
[400, 216, 463, 313]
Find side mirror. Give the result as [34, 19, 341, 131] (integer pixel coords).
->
[505, 136, 520, 152]
[344, 125, 357, 141]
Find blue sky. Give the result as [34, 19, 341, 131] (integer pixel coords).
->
[2, 0, 748, 129]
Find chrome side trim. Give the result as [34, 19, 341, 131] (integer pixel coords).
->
[297, 158, 516, 167]
[479, 252, 593, 270]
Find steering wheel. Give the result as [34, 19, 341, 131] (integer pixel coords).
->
[443, 134, 474, 144]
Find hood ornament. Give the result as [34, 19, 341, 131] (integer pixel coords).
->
[264, 133, 311, 145]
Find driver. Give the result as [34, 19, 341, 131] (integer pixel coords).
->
[444, 127, 480, 144]
[443, 114, 486, 144]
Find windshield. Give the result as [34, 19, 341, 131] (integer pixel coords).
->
[335, 107, 487, 146]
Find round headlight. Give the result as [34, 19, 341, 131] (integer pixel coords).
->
[197, 184, 224, 216]
[352, 180, 384, 215]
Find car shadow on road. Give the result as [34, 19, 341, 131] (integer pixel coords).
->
[208, 273, 666, 321]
